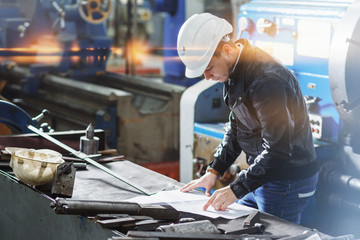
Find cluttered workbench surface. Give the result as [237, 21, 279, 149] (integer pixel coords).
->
[0, 157, 329, 240]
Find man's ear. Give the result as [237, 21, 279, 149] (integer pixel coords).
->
[222, 43, 232, 55]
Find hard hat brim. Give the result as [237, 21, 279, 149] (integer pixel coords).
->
[185, 62, 209, 78]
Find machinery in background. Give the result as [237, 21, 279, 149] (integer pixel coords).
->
[0, 100, 39, 135]
[151, 0, 204, 86]
[0, 0, 250, 178]
[0, 0, 112, 91]
[180, 0, 360, 237]
[0, 0, 185, 175]
[152, 0, 247, 87]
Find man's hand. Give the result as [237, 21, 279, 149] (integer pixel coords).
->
[180, 172, 218, 196]
[203, 186, 238, 211]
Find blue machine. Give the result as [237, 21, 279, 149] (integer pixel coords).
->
[236, 4, 360, 234]
[0, 0, 186, 162]
[0, 0, 112, 94]
[237, 0, 353, 145]
[152, 0, 204, 87]
[0, 0, 115, 146]
[0, 100, 39, 134]
[181, 0, 360, 237]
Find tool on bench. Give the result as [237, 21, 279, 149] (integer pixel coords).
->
[97, 216, 136, 229]
[50, 198, 179, 221]
[223, 210, 265, 235]
[243, 209, 261, 227]
[149, 210, 265, 238]
[130, 219, 168, 231]
[95, 214, 133, 220]
[27, 124, 152, 195]
[94, 214, 166, 231]
[100, 216, 169, 232]
[225, 222, 265, 235]
[79, 123, 99, 155]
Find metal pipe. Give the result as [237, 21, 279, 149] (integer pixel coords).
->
[103, 71, 185, 100]
[50, 198, 141, 215]
[328, 193, 360, 213]
[125, 0, 133, 75]
[50, 198, 179, 220]
[326, 170, 360, 193]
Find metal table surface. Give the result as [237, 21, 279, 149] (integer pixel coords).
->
[72, 160, 321, 238]
[0, 159, 326, 240]
[72, 160, 182, 201]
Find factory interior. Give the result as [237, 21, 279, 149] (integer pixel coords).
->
[1, 0, 360, 239]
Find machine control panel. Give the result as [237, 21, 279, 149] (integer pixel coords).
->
[308, 113, 333, 141]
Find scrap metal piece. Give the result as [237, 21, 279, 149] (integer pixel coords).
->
[130, 216, 155, 221]
[225, 223, 265, 235]
[223, 210, 265, 236]
[156, 220, 220, 234]
[95, 214, 130, 220]
[121, 219, 168, 233]
[51, 162, 76, 197]
[96, 217, 136, 229]
[133, 219, 168, 231]
[243, 210, 261, 227]
[27, 124, 151, 195]
[277, 229, 321, 240]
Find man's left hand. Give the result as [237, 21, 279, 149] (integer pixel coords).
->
[203, 186, 238, 211]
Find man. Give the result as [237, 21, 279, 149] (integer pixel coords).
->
[177, 13, 318, 224]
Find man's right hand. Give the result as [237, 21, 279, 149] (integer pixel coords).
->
[180, 171, 218, 196]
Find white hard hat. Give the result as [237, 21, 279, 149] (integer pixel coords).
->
[177, 13, 233, 78]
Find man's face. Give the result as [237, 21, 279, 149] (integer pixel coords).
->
[203, 51, 232, 83]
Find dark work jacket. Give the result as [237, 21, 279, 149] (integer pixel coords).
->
[209, 39, 318, 199]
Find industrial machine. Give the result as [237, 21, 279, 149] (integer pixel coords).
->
[151, 0, 203, 86]
[0, 0, 248, 177]
[180, 0, 360, 237]
[1, 0, 359, 238]
[0, 99, 335, 240]
[0, 0, 184, 172]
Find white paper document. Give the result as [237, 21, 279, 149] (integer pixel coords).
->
[126, 189, 253, 219]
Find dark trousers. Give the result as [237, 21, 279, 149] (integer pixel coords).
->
[238, 173, 318, 224]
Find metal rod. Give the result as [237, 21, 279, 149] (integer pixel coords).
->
[127, 231, 283, 240]
[27, 125, 151, 195]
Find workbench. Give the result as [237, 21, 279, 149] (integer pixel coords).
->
[0, 160, 327, 240]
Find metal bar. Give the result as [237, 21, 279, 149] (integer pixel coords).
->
[51, 198, 141, 215]
[50, 198, 179, 220]
[225, 223, 265, 235]
[127, 231, 282, 239]
[27, 125, 151, 195]
[243, 210, 260, 227]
